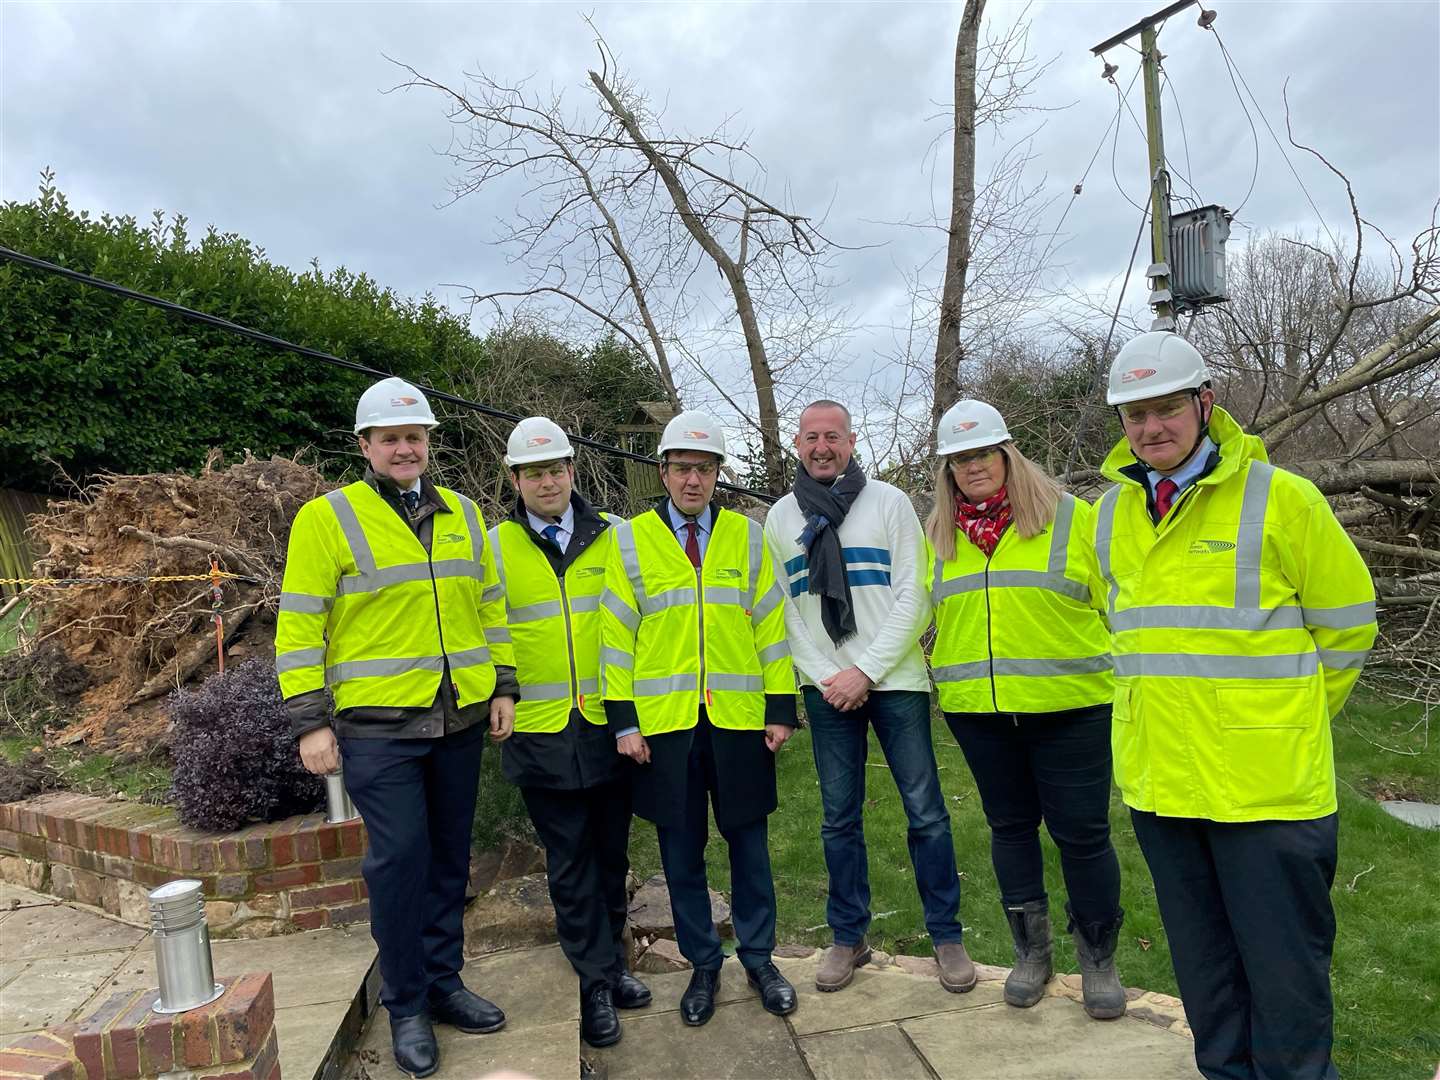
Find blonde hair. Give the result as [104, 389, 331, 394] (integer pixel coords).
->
[924, 442, 1063, 562]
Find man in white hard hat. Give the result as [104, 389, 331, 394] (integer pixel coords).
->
[1090, 332, 1376, 1080]
[276, 376, 517, 1079]
[762, 400, 972, 995]
[599, 410, 800, 1027]
[488, 416, 651, 1049]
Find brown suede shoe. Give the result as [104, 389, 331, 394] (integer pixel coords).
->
[815, 938, 872, 992]
[934, 940, 977, 993]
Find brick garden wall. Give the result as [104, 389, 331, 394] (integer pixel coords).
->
[0, 793, 367, 937]
[0, 973, 279, 1080]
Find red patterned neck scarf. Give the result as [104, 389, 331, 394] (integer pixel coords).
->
[954, 487, 1012, 557]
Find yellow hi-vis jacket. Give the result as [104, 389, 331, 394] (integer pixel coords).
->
[275, 481, 512, 712]
[928, 493, 1113, 714]
[488, 516, 616, 733]
[599, 507, 794, 734]
[1090, 406, 1377, 822]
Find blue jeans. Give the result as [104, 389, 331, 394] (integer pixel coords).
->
[803, 688, 963, 946]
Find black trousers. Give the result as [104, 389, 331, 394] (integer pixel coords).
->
[654, 714, 776, 973]
[1131, 809, 1340, 1080]
[520, 778, 633, 995]
[339, 722, 485, 1018]
[945, 705, 1121, 928]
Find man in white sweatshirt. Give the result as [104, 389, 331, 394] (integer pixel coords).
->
[763, 400, 973, 994]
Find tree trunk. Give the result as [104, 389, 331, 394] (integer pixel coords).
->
[589, 71, 786, 495]
[931, 0, 987, 444]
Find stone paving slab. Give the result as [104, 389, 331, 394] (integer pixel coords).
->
[902, 997, 1201, 1080]
[798, 1023, 935, 1080]
[277, 999, 356, 1080]
[588, 999, 811, 1080]
[0, 900, 146, 959]
[0, 883, 60, 909]
[456, 943, 582, 1031]
[352, 1013, 579, 1080]
[785, 957, 1006, 1036]
[0, 950, 135, 1035]
[1381, 799, 1440, 829]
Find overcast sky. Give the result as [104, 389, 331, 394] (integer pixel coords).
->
[3, 0, 1437, 435]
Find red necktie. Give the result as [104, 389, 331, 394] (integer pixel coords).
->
[683, 521, 702, 568]
[1154, 478, 1179, 519]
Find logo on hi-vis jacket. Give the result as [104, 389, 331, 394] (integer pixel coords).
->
[1189, 539, 1236, 555]
[715, 567, 742, 579]
[440, 533, 467, 545]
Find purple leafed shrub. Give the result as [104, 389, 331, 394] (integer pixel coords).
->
[168, 658, 324, 831]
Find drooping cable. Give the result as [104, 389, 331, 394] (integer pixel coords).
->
[0, 244, 778, 502]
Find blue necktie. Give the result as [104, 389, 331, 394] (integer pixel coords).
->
[541, 524, 562, 550]
[401, 490, 420, 514]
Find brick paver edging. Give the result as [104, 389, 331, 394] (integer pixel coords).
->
[0, 973, 279, 1080]
[0, 793, 368, 937]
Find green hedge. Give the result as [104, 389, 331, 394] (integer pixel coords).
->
[0, 172, 662, 491]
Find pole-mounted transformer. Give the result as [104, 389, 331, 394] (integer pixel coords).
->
[1093, 1, 1232, 330]
[1150, 204, 1233, 317]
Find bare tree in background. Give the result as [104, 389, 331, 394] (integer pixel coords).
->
[393, 34, 842, 495]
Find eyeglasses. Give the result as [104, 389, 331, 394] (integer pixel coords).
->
[1118, 395, 1195, 425]
[948, 447, 1001, 467]
[665, 461, 718, 478]
[517, 463, 570, 483]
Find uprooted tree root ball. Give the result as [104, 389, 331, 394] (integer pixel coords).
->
[24, 451, 332, 753]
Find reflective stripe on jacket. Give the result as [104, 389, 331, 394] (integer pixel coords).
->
[1091, 406, 1377, 822]
[928, 492, 1113, 713]
[489, 516, 615, 733]
[599, 506, 794, 734]
[275, 481, 512, 712]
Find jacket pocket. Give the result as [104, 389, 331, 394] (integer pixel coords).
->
[1216, 684, 1325, 813]
[1110, 683, 1146, 805]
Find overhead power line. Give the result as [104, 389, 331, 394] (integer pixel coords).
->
[0, 244, 777, 503]
[1205, 22, 1339, 248]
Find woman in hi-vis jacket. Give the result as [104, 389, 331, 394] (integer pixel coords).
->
[925, 399, 1124, 1021]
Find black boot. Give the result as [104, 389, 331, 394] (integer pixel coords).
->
[429, 986, 506, 1033]
[680, 967, 720, 1026]
[745, 962, 798, 1016]
[1002, 900, 1053, 1008]
[612, 969, 653, 1009]
[1067, 903, 1127, 1020]
[581, 984, 622, 1047]
[390, 1013, 438, 1078]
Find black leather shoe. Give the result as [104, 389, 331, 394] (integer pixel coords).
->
[581, 985, 622, 1048]
[390, 1013, 438, 1078]
[612, 969, 653, 1009]
[746, 962, 798, 1016]
[429, 986, 506, 1034]
[680, 967, 720, 1026]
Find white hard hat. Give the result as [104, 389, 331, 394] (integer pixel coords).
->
[354, 377, 438, 435]
[657, 410, 727, 461]
[505, 416, 575, 467]
[936, 399, 1011, 457]
[1106, 332, 1211, 406]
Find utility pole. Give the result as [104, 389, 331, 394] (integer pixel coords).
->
[1092, 0, 1199, 331]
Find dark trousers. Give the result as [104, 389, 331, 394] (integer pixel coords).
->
[803, 688, 963, 945]
[339, 723, 485, 1018]
[945, 706, 1121, 928]
[654, 715, 776, 972]
[520, 779, 633, 995]
[1131, 810, 1340, 1080]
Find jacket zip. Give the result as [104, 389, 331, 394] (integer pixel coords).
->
[696, 555, 708, 711]
[982, 545, 1003, 718]
[424, 540, 455, 718]
[557, 574, 582, 709]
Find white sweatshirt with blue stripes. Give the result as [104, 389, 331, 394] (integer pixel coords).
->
[762, 478, 932, 693]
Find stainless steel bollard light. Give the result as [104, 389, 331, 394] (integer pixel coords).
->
[148, 879, 224, 1014]
[325, 767, 360, 824]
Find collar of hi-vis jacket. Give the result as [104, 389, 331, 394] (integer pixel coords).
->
[508, 490, 610, 574]
[1100, 405, 1268, 495]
